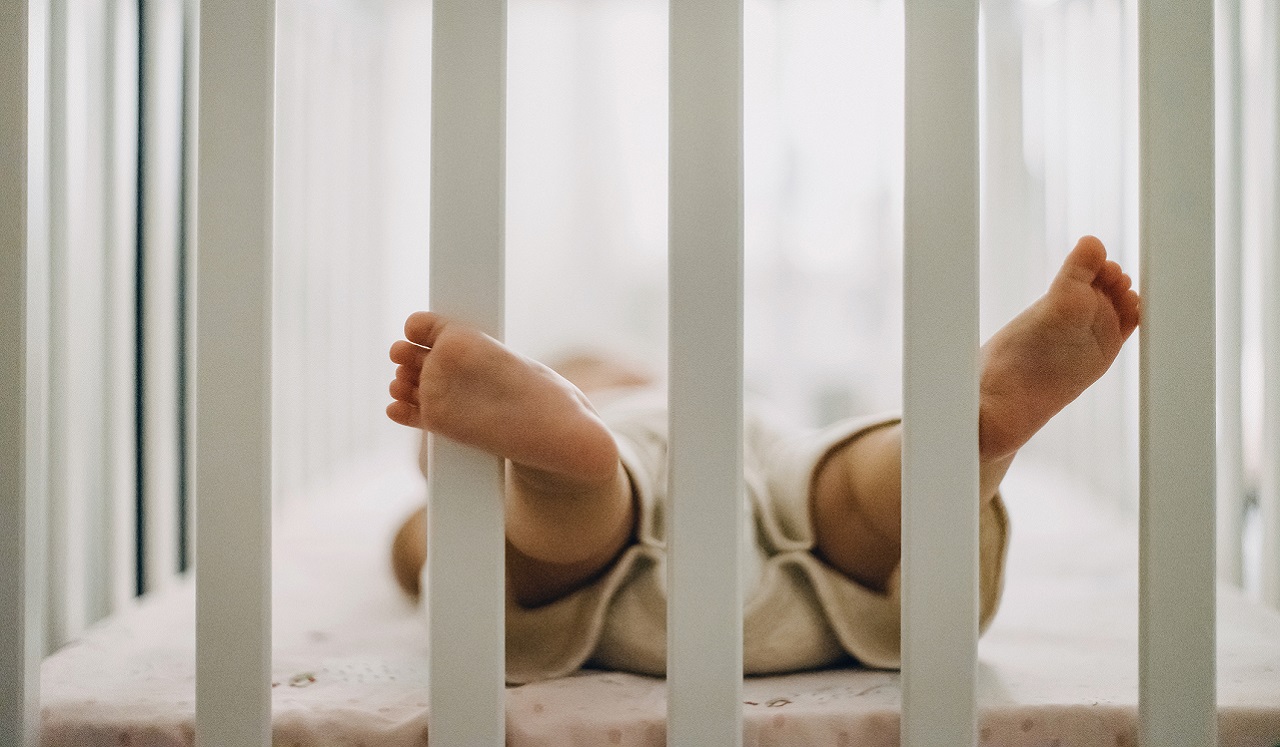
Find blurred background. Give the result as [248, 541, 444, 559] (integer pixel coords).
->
[27, 0, 1271, 653]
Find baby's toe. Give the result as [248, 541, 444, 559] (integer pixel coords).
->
[390, 378, 419, 405]
[404, 311, 446, 348]
[391, 339, 428, 366]
[386, 401, 422, 428]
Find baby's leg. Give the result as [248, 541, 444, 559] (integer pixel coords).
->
[388, 312, 637, 607]
[811, 236, 1140, 592]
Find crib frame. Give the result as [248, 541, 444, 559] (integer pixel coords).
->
[2, 1, 39, 745]
[0, 0, 1226, 745]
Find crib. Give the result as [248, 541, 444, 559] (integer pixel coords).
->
[3, 0, 1280, 744]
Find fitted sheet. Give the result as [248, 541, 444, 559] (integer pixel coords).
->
[40, 446, 1280, 746]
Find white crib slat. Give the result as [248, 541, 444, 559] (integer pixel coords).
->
[668, 0, 744, 744]
[427, 2, 506, 745]
[1138, 1, 1217, 744]
[1216, 0, 1245, 588]
[1263, 0, 1280, 609]
[193, 0, 275, 743]
[180, 0, 198, 571]
[1, 2, 39, 743]
[56, 0, 90, 624]
[106, 0, 141, 613]
[141, 0, 186, 594]
[902, 1, 980, 745]
[79, 0, 115, 625]
[44, 0, 73, 645]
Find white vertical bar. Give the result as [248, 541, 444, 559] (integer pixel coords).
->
[351, 26, 378, 454]
[310, 15, 333, 487]
[271, 0, 296, 502]
[1216, 0, 1245, 588]
[427, 2, 506, 745]
[49, 0, 80, 639]
[83, 0, 115, 622]
[44, 0, 70, 648]
[1138, 0, 1217, 744]
[1, 1, 40, 742]
[902, 1, 979, 746]
[193, 0, 274, 743]
[87, 0, 118, 623]
[57, 0, 111, 630]
[105, 0, 139, 612]
[30, 0, 54, 656]
[334, 30, 355, 468]
[668, 0, 744, 744]
[141, 0, 187, 593]
[301, 13, 326, 491]
[1264, 0, 1280, 608]
[359, 30, 383, 453]
[180, 0, 197, 573]
[279, 0, 308, 503]
[326, 26, 351, 476]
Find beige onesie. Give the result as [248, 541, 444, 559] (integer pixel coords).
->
[498, 389, 1010, 684]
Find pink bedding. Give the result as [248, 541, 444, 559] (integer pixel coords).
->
[40, 451, 1280, 746]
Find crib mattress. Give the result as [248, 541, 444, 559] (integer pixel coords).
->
[40, 448, 1280, 747]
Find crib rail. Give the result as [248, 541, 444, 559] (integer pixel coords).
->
[1137, 1, 1218, 744]
[139, 0, 187, 598]
[192, 0, 275, 743]
[1217, 0, 1246, 588]
[667, 0, 745, 743]
[425, 1, 508, 744]
[2, 0, 1240, 744]
[1265, 0, 1280, 611]
[1, 2, 39, 744]
[901, 1, 980, 743]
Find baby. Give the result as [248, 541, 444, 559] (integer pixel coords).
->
[386, 235, 1139, 683]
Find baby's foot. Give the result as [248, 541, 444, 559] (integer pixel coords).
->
[978, 236, 1140, 460]
[387, 312, 621, 487]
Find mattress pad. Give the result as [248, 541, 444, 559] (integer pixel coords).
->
[40, 448, 1280, 746]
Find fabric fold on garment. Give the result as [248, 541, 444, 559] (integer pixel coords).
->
[493, 390, 1009, 684]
